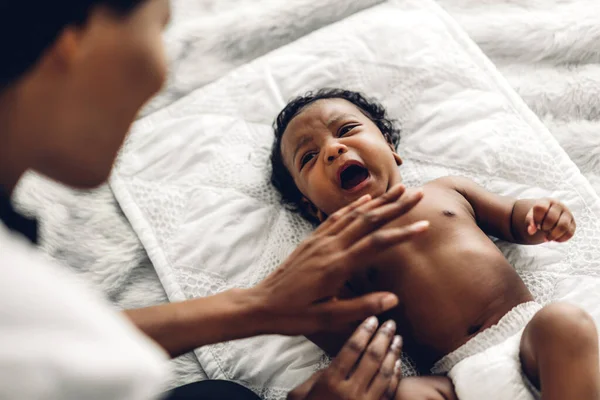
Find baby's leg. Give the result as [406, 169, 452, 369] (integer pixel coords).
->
[519, 303, 600, 400]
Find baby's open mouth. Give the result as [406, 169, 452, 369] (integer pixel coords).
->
[340, 164, 370, 190]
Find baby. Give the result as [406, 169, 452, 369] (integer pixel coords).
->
[270, 89, 600, 400]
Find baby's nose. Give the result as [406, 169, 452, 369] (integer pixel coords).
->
[326, 144, 347, 163]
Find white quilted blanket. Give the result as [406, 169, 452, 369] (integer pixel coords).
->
[12, 0, 386, 387]
[11, 0, 600, 393]
[110, 0, 600, 398]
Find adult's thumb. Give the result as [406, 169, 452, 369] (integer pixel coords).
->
[313, 292, 398, 331]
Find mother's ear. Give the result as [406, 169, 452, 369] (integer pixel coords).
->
[301, 197, 326, 223]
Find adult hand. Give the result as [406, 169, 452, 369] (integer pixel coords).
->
[250, 184, 428, 335]
[288, 317, 403, 400]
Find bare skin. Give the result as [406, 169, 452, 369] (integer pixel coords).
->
[520, 303, 600, 400]
[1, 2, 454, 398]
[290, 317, 458, 400]
[280, 97, 598, 399]
[0, 3, 436, 396]
[288, 317, 405, 400]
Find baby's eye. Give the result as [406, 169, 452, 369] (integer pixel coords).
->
[300, 152, 316, 169]
[339, 124, 358, 137]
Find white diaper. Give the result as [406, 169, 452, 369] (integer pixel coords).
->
[431, 302, 542, 400]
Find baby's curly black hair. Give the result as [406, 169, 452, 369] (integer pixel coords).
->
[270, 88, 401, 224]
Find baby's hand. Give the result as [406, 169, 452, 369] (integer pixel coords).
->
[525, 199, 576, 242]
[395, 376, 457, 400]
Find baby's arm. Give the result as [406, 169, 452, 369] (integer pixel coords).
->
[434, 177, 576, 244]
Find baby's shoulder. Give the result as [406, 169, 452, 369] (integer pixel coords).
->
[423, 175, 474, 193]
[420, 176, 478, 207]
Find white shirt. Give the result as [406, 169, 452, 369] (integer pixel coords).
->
[0, 224, 169, 400]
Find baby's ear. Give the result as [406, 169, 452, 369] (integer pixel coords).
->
[389, 144, 403, 166]
[301, 197, 326, 223]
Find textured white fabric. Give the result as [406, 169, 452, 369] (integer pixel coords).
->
[110, 0, 600, 398]
[9, 0, 385, 387]
[9, 0, 600, 388]
[0, 225, 169, 400]
[432, 302, 542, 375]
[447, 331, 539, 400]
[437, 302, 543, 400]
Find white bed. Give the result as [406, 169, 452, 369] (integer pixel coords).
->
[11, 0, 600, 394]
[109, 0, 600, 398]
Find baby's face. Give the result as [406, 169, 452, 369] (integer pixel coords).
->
[281, 98, 402, 219]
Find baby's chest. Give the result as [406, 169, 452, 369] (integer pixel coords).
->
[388, 188, 473, 232]
[345, 189, 475, 294]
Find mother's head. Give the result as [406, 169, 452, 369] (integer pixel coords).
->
[0, 0, 170, 192]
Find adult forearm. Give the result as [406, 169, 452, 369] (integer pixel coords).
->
[123, 288, 264, 358]
[123, 186, 424, 358]
[510, 199, 547, 245]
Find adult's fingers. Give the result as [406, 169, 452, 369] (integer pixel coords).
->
[314, 194, 372, 236]
[353, 320, 396, 388]
[368, 335, 403, 399]
[328, 316, 380, 380]
[382, 360, 403, 400]
[321, 184, 408, 238]
[343, 221, 429, 276]
[336, 188, 425, 249]
[310, 293, 398, 334]
[541, 204, 562, 232]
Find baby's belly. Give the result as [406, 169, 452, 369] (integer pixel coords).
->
[374, 233, 534, 364]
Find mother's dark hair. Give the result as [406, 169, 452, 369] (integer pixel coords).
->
[0, 0, 147, 89]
